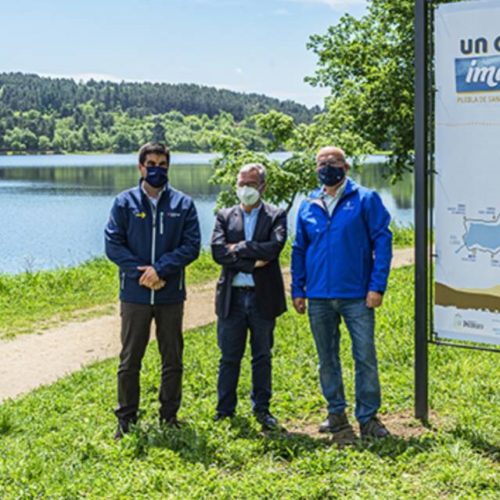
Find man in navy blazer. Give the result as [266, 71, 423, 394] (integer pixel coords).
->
[211, 163, 287, 430]
[105, 142, 200, 439]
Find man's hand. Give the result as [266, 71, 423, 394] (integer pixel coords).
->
[138, 265, 161, 288]
[227, 241, 245, 252]
[149, 279, 166, 291]
[293, 297, 307, 314]
[366, 291, 383, 308]
[254, 260, 268, 268]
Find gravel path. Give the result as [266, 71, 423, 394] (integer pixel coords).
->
[0, 248, 414, 402]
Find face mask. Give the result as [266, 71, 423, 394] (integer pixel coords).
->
[237, 185, 260, 206]
[145, 166, 168, 188]
[317, 164, 346, 187]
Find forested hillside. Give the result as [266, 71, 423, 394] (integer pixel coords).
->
[0, 73, 319, 153]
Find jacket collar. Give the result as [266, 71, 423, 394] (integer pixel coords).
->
[138, 178, 168, 203]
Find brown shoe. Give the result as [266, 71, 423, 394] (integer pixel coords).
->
[319, 412, 350, 433]
[360, 416, 390, 439]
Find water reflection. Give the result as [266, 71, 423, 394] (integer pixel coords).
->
[0, 154, 413, 274]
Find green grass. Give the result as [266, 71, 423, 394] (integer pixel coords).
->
[0, 250, 221, 340]
[0, 267, 498, 498]
[391, 222, 414, 248]
[0, 228, 413, 340]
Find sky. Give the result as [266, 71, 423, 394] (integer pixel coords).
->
[0, 0, 367, 108]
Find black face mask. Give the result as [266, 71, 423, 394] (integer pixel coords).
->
[317, 164, 346, 187]
[145, 166, 168, 188]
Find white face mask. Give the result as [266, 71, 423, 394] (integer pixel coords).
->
[236, 185, 260, 206]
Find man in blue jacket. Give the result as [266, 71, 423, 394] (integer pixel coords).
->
[291, 146, 392, 439]
[105, 142, 200, 439]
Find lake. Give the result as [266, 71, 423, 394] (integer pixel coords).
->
[0, 153, 413, 274]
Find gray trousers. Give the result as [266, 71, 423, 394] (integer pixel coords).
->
[115, 301, 184, 422]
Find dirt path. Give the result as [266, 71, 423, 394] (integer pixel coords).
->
[0, 248, 414, 403]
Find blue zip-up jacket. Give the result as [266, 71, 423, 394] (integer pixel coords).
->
[105, 181, 201, 305]
[291, 178, 392, 299]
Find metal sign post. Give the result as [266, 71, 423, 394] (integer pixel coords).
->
[414, 0, 429, 422]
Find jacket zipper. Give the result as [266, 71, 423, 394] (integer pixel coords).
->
[160, 211, 164, 235]
[179, 268, 183, 291]
[150, 203, 157, 305]
[319, 191, 348, 298]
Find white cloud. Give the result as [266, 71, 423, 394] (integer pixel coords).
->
[235, 67, 243, 75]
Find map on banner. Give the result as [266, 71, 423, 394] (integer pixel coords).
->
[434, 0, 500, 345]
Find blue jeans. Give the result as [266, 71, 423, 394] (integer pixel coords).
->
[216, 288, 275, 415]
[308, 298, 381, 424]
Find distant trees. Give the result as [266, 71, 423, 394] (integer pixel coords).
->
[0, 103, 274, 154]
[0, 72, 318, 123]
[0, 72, 320, 154]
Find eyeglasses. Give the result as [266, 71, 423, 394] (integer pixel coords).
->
[317, 160, 345, 168]
[144, 161, 168, 167]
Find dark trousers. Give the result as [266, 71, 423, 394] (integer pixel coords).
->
[216, 288, 275, 416]
[115, 301, 184, 422]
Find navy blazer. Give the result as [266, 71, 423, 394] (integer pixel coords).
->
[211, 202, 287, 320]
[105, 181, 201, 305]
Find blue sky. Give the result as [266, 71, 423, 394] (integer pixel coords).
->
[1, 0, 367, 107]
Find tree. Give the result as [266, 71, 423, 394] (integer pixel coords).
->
[210, 112, 318, 213]
[152, 117, 166, 143]
[306, 0, 453, 178]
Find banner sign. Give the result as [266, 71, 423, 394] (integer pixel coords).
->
[434, 0, 500, 345]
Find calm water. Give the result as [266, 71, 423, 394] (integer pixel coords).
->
[0, 153, 413, 274]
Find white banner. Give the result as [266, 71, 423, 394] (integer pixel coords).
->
[434, 0, 500, 345]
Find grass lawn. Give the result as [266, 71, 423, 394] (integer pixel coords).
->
[0, 250, 220, 340]
[0, 226, 412, 340]
[0, 267, 498, 498]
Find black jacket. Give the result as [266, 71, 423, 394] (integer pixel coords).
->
[211, 202, 287, 320]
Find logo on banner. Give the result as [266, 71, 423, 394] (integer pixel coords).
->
[456, 56, 500, 93]
[455, 36, 500, 94]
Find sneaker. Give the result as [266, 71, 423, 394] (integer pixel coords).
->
[160, 415, 181, 429]
[255, 411, 280, 431]
[213, 412, 234, 422]
[360, 416, 390, 439]
[114, 418, 135, 440]
[318, 412, 350, 434]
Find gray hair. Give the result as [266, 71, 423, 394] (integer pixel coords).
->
[238, 163, 267, 185]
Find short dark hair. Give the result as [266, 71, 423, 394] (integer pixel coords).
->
[138, 142, 170, 166]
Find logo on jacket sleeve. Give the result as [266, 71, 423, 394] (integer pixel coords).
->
[135, 211, 147, 219]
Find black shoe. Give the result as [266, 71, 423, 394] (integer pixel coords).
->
[360, 416, 390, 439]
[114, 418, 135, 440]
[255, 411, 280, 431]
[214, 412, 234, 422]
[319, 412, 350, 433]
[160, 415, 181, 429]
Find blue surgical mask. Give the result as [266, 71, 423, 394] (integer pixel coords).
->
[317, 164, 346, 187]
[145, 166, 168, 188]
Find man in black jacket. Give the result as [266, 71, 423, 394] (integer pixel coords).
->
[211, 163, 287, 430]
[105, 142, 200, 439]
